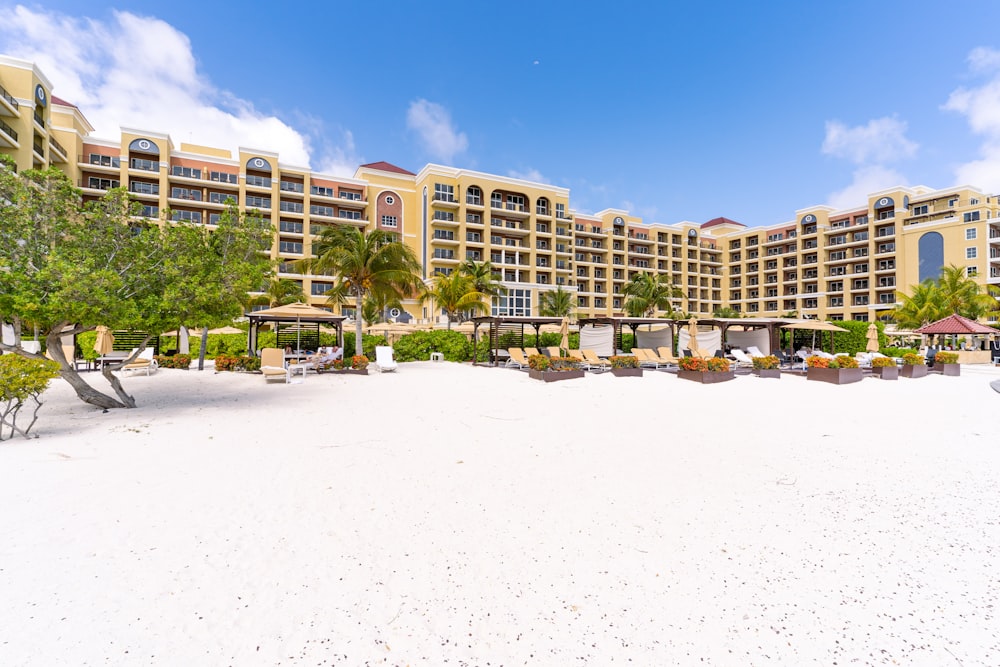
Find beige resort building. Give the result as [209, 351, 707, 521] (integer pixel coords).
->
[2, 55, 999, 325]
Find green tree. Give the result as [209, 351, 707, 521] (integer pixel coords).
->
[891, 279, 945, 330]
[247, 278, 304, 308]
[622, 272, 683, 317]
[936, 264, 997, 320]
[421, 271, 487, 328]
[294, 226, 422, 356]
[361, 292, 403, 326]
[713, 307, 742, 318]
[460, 259, 506, 301]
[538, 285, 575, 318]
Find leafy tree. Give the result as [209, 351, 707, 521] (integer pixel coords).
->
[460, 259, 506, 301]
[538, 285, 575, 318]
[294, 226, 423, 356]
[246, 278, 304, 308]
[361, 291, 403, 326]
[0, 159, 273, 409]
[421, 271, 487, 329]
[0, 355, 60, 440]
[712, 307, 742, 318]
[936, 265, 997, 320]
[891, 279, 944, 330]
[622, 272, 683, 317]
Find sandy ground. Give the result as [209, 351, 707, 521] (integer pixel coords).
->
[1, 361, 999, 666]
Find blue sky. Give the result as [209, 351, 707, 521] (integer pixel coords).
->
[4, 1, 1000, 227]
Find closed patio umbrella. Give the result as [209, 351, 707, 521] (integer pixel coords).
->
[94, 325, 114, 355]
[558, 317, 570, 353]
[687, 316, 700, 352]
[865, 322, 880, 353]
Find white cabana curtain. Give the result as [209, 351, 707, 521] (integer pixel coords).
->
[725, 329, 770, 355]
[635, 328, 674, 351]
[579, 324, 615, 356]
[677, 328, 722, 354]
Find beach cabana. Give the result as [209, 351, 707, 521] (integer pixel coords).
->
[781, 319, 847, 353]
[576, 317, 675, 356]
[246, 303, 346, 356]
[470, 316, 564, 366]
[915, 314, 997, 364]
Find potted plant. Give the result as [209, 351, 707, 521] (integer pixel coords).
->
[677, 355, 734, 384]
[900, 352, 927, 379]
[527, 354, 585, 382]
[934, 351, 960, 376]
[870, 355, 898, 380]
[609, 355, 643, 378]
[751, 355, 780, 379]
[806, 355, 863, 384]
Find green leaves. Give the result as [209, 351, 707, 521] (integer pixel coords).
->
[622, 272, 683, 318]
[892, 265, 998, 329]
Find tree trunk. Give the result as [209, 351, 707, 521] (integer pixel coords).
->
[43, 328, 128, 409]
[355, 292, 364, 357]
[197, 325, 209, 370]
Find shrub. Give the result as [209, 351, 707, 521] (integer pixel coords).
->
[351, 354, 369, 370]
[527, 354, 551, 371]
[806, 355, 829, 368]
[392, 330, 472, 362]
[77, 330, 98, 362]
[213, 354, 259, 372]
[880, 346, 917, 358]
[610, 355, 639, 368]
[0, 355, 60, 440]
[706, 356, 731, 372]
[831, 320, 885, 355]
[549, 356, 578, 371]
[343, 333, 386, 359]
[901, 353, 925, 366]
[834, 355, 859, 368]
[871, 356, 896, 368]
[678, 356, 708, 371]
[935, 351, 959, 364]
[751, 355, 779, 370]
[154, 354, 192, 369]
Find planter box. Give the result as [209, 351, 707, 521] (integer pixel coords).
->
[752, 369, 781, 379]
[328, 368, 369, 375]
[677, 370, 735, 384]
[900, 364, 928, 379]
[939, 363, 960, 377]
[872, 366, 898, 380]
[807, 367, 863, 385]
[528, 369, 585, 382]
[610, 367, 644, 378]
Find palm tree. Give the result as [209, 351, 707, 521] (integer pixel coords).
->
[538, 285, 574, 318]
[622, 272, 683, 317]
[891, 279, 945, 330]
[937, 264, 997, 320]
[713, 307, 742, 319]
[295, 227, 422, 356]
[460, 259, 506, 301]
[421, 271, 488, 328]
[246, 278, 305, 308]
[361, 292, 403, 326]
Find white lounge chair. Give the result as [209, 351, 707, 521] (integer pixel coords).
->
[747, 345, 765, 358]
[260, 347, 291, 383]
[731, 349, 755, 368]
[122, 347, 158, 376]
[375, 345, 398, 372]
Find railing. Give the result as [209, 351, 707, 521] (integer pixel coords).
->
[49, 135, 66, 156]
[434, 193, 457, 203]
[0, 117, 16, 142]
[33, 110, 44, 127]
[0, 84, 18, 110]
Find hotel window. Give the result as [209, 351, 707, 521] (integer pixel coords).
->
[467, 213, 482, 224]
[536, 197, 550, 216]
[278, 241, 303, 254]
[88, 177, 119, 190]
[339, 189, 363, 201]
[966, 247, 977, 259]
[493, 288, 532, 316]
[381, 215, 398, 228]
[339, 210, 362, 220]
[964, 211, 980, 223]
[912, 204, 928, 215]
[948, 198, 958, 207]
[491, 192, 503, 208]
[433, 249, 455, 259]
[171, 166, 201, 179]
[171, 210, 201, 223]
[210, 171, 238, 184]
[310, 205, 334, 217]
[466, 185, 483, 206]
[246, 174, 270, 188]
[434, 183, 455, 202]
[967, 266, 978, 277]
[556, 203, 567, 219]
[246, 195, 271, 209]
[971, 198, 980, 205]
[311, 282, 333, 296]
[311, 185, 335, 197]
[966, 228, 977, 240]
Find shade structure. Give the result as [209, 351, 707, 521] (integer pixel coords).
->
[558, 317, 570, 352]
[782, 319, 847, 351]
[687, 316, 700, 352]
[246, 302, 346, 356]
[94, 325, 114, 355]
[914, 313, 997, 335]
[866, 322, 880, 352]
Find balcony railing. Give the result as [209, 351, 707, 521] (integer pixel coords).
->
[49, 135, 66, 156]
[0, 84, 18, 111]
[0, 117, 16, 142]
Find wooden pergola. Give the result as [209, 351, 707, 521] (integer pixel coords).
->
[576, 316, 790, 355]
[246, 303, 346, 356]
[576, 317, 675, 354]
[470, 316, 564, 366]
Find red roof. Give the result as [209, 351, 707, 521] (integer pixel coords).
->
[701, 216, 745, 229]
[51, 95, 77, 108]
[914, 314, 997, 335]
[359, 161, 415, 176]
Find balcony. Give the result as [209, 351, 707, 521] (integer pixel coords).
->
[490, 219, 530, 236]
[491, 201, 530, 219]
[336, 193, 367, 209]
[433, 192, 460, 209]
[0, 117, 17, 148]
[49, 135, 68, 162]
[0, 83, 18, 117]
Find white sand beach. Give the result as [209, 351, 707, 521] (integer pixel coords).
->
[2, 362, 999, 665]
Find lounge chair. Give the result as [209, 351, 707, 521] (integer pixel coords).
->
[566, 349, 597, 370]
[524, 347, 542, 358]
[692, 347, 712, 359]
[632, 348, 664, 369]
[747, 346, 765, 358]
[731, 349, 755, 368]
[260, 347, 291, 383]
[545, 346, 562, 358]
[581, 349, 611, 369]
[506, 348, 530, 369]
[656, 347, 681, 366]
[374, 345, 398, 372]
[122, 347, 158, 376]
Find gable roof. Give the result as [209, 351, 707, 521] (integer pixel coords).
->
[914, 313, 997, 335]
[701, 216, 745, 229]
[359, 161, 415, 176]
[51, 95, 77, 108]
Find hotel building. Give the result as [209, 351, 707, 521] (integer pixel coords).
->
[3, 55, 999, 324]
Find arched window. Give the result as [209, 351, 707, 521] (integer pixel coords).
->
[536, 197, 550, 216]
[466, 185, 483, 206]
[918, 231, 944, 282]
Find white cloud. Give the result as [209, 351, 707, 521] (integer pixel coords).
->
[0, 6, 357, 170]
[822, 117, 918, 164]
[826, 165, 908, 210]
[507, 167, 548, 184]
[406, 99, 468, 162]
[944, 47, 1000, 190]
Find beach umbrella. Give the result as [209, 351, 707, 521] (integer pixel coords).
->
[687, 316, 700, 352]
[207, 326, 244, 335]
[865, 322, 880, 353]
[94, 326, 114, 355]
[781, 320, 847, 352]
[558, 317, 570, 353]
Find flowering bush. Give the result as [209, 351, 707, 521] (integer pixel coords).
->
[935, 351, 959, 364]
[529, 355, 577, 371]
[706, 356, 731, 372]
[213, 354, 259, 371]
[154, 354, 192, 369]
[527, 354, 551, 371]
[609, 355, 639, 368]
[351, 355, 369, 370]
[332, 359, 345, 370]
[806, 355, 829, 368]
[678, 356, 707, 371]
[834, 355, 859, 369]
[751, 355, 779, 370]
[871, 356, 896, 368]
[901, 353, 925, 366]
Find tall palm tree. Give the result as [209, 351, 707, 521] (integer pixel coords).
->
[622, 272, 683, 317]
[294, 227, 422, 356]
[891, 279, 945, 329]
[421, 271, 488, 328]
[538, 285, 574, 318]
[460, 259, 506, 301]
[936, 264, 997, 319]
[246, 278, 305, 308]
